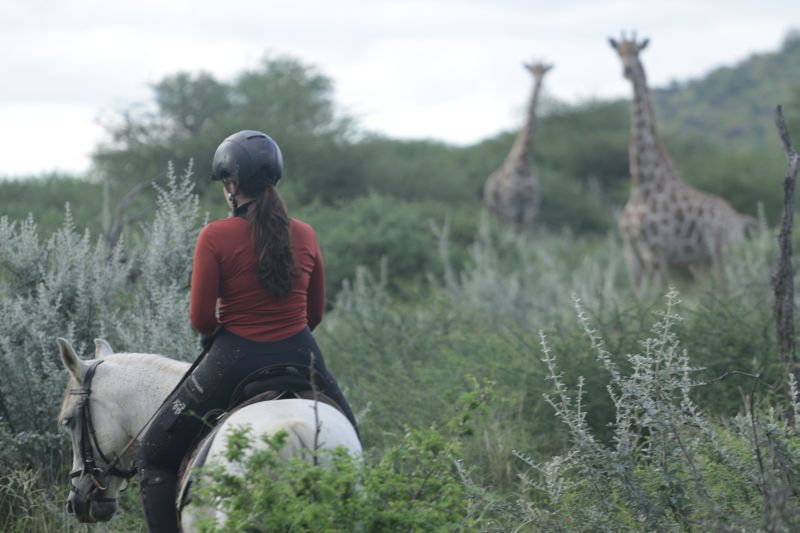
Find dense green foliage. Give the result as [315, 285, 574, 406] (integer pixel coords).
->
[294, 194, 478, 296]
[192, 388, 488, 532]
[2, 32, 800, 532]
[0, 174, 102, 235]
[0, 169, 798, 531]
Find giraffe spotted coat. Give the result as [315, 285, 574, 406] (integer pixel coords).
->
[483, 62, 552, 231]
[610, 35, 750, 288]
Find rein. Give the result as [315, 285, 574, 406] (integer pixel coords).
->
[69, 342, 216, 497]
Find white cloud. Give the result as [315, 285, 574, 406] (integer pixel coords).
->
[0, 103, 104, 176]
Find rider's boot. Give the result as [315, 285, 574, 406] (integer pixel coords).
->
[138, 463, 179, 533]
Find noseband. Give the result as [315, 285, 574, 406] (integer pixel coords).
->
[69, 360, 137, 499]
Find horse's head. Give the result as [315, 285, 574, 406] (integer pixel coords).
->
[57, 337, 137, 523]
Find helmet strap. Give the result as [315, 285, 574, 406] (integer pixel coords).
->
[224, 180, 239, 213]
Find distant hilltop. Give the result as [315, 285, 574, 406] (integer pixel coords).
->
[654, 30, 800, 147]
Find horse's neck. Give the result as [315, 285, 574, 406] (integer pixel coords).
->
[100, 354, 190, 437]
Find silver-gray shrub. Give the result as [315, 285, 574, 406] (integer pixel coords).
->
[435, 217, 627, 329]
[0, 208, 128, 478]
[517, 289, 800, 532]
[112, 163, 203, 357]
[436, 207, 788, 331]
[0, 164, 203, 479]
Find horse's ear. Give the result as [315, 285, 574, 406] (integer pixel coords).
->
[94, 338, 114, 359]
[57, 338, 83, 383]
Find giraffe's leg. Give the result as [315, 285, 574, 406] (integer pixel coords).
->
[653, 255, 669, 289]
[710, 234, 729, 285]
[622, 238, 645, 291]
[519, 198, 536, 232]
[687, 263, 704, 282]
[695, 226, 725, 284]
[644, 237, 669, 290]
[637, 243, 666, 294]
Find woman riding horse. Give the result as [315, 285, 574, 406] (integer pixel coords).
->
[137, 130, 358, 532]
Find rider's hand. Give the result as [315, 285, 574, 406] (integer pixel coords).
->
[201, 327, 220, 351]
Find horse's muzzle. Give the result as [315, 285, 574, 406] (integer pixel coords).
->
[90, 497, 118, 521]
[66, 492, 118, 522]
[67, 474, 118, 522]
[66, 490, 95, 523]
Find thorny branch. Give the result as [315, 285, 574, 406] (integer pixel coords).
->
[309, 351, 322, 466]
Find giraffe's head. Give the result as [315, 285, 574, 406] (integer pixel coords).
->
[524, 62, 553, 80]
[608, 33, 649, 80]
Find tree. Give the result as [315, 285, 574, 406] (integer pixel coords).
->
[92, 55, 359, 209]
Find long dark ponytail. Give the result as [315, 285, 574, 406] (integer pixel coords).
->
[246, 185, 294, 298]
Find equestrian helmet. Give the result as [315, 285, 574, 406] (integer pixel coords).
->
[211, 130, 283, 187]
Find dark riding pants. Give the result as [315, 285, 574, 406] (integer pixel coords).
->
[136, 328, 357, 532]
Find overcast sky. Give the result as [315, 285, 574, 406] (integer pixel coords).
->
[0, 0, 796, 177]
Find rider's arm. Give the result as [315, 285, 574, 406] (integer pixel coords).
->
[307, 235, 325, 331]
[190, 225, 220, 336]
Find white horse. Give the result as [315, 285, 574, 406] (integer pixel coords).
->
[57, 337, 362, 530]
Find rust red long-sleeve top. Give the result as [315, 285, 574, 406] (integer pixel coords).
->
[189, 216, 325, 342]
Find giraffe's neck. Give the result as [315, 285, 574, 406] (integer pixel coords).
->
[628, 60, 678, 188]
[503, 76, 544, 173]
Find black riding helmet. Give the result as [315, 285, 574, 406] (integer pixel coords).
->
[211, 130, 283, 189]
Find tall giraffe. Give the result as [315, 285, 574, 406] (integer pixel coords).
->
[483, 62, 552, 231]
[609, 35, 750, 289]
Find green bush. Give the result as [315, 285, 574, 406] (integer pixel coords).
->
[0, 154, 796, 531]
[296, 194, 478, 297]
[0, 174, 102, 235]
[514, 290, 800, 532]
[536, 170, 614, 234]
[535, 99, 630, 197]
[192, 388, 494, 532]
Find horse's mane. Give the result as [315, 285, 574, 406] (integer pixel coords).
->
[107, 352, 190, 374]
[59, 352, 189, 420]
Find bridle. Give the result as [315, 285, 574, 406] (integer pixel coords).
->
[66, 340, 215, 512]
[68, 360, 137, 500]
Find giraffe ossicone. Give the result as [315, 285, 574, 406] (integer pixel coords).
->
[609, 34, 752, 290]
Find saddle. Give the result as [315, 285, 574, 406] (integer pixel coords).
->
[229, 364, 338, 409]
[175, 364, 345, 514]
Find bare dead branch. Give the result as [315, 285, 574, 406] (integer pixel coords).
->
[776, 106, 800, 163]
[104, 180, 151, 249]
[700, 370, 760, 386]
[772, 105, 800, 423]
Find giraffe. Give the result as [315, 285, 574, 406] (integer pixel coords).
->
[609, 35, 750, 289]
[483, 61, 552, 231]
